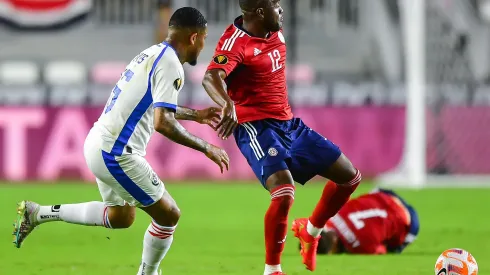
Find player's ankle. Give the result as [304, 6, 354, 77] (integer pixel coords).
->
[306, 219, 322, 238]
[264, 264, 282, 275]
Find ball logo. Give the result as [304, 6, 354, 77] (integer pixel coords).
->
[437, 268, 447, 275]
[213, 55, 228, 65]
[268, 147, 278, 157]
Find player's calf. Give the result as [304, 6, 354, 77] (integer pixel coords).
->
[309, 153, 362, 237]
[106, 204, 136, 229]
[137, 191, 180, 275]
[12, 200, 126, 248]
[263, 169, 295, 275]
[21, 201, 126, 229]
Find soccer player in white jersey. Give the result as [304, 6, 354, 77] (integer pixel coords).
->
[13, 7, 229, 275]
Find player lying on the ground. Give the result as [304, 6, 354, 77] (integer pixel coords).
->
[295, 188, 420, 255]
[202, 0, 361, 274]
[13, 7, 229, 275]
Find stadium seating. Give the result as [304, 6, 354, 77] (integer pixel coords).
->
[44, 61, 87, 86]
[0, 61, 40, 85]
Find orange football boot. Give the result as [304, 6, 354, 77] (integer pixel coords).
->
[292, 218, 320, 271]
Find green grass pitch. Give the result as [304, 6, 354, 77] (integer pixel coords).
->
[1, 182, 489, 275]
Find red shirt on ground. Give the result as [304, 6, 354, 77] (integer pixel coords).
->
[207, 16, 293, 124]
[325, 191, 413, 254]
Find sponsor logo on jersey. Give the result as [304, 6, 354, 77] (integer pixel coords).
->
[173, 78, 182, 90]
[254, 48, 262, 56]
[268, 147, 278, 156]
[213, 55, 228, 65]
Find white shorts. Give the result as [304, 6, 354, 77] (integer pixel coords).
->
[83, 131, 165, 207]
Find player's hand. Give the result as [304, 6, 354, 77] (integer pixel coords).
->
[196, 107, 222, 130]
[204, 144, 230, 173]
[216, 103, 238, 140]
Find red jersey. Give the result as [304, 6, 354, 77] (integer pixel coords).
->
[207, 16, 293, 124]
[325, 190, 418, 254]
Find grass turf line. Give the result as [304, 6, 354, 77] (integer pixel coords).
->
[0, 182, 489, 275]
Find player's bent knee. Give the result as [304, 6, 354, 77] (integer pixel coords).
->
[340, 169, 362, 187]
[167, 204, 181, 226]
[265, 169, 294, 191]
[143, 193, 181, 227]
[107, 205, 136, 229]
[324, 154, 361, 185]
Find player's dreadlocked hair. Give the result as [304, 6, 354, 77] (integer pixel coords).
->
[168, 7, 207, 29]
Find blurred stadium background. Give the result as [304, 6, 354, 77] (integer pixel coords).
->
[0, 0, 489, 274]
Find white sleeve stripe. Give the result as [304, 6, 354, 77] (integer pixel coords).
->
[221, 28, 239, 51]
[225, 29, 245, 51]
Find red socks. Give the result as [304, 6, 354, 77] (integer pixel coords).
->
[309, 170, 362, 229]
[264, 184, 295, 265]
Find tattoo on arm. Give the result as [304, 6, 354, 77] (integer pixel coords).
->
[155, 108, 208, 153]
[175, 106, 198, 121]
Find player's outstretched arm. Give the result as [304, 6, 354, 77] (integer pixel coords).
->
[175, 106, 221, 130]
[154, 107, 230, 173]
[202, 69, 238, 139]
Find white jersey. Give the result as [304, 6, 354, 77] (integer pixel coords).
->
[92, 42, 184, 156]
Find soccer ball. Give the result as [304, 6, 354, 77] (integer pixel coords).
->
[434, 248, 478, 275]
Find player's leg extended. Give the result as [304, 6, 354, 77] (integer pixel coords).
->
[310, 153, 361, 231]
[98, 151, 175, 275]
[234, 121, 294, 275]
[288, 119, 361, 271]
[137, 190, 180, 275]
[13, 198, 135, 248]
[263, 167, 295, 275]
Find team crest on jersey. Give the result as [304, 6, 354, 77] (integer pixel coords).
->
[150, 172, 160, 186]
[268, 147, 278, 157]
[213, 54, 228, 65]
[173, 78, 182, 90]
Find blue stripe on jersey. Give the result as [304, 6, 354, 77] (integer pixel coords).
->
[162, 41, 175, 53]
[153, 102, 177, 112]
[101, 151, 155, 206]
[110, 45, 169, 156]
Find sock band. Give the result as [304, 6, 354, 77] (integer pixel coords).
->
[270, 184, 295, 200]
[265, 184, 295, 266]
[149, 221, 176, 239]
[102, 206, 113, 229]
[343, 170, 362, 186]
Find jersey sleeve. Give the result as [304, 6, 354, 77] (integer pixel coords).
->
[206, 27, 247, 76]
[151, 59, 181, 112]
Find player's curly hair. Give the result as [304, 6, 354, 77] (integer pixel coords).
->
[239, 0, 269, 12]
[169, 7, 207, 29]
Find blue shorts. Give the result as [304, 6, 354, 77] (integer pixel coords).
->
[234, 118, 342, 187]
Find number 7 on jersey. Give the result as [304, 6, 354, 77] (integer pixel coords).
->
[104, 69, 134, 113]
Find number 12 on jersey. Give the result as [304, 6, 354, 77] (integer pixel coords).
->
[268, 49, 282, 72]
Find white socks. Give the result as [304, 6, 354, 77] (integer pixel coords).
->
[137, 221, 176, 275]
[307, 219, 322, 238]
[264, 264, 282, 275]
[36, 202, 111, 228]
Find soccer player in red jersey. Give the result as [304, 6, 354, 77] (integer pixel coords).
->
[202, 0, 361, 273]
[296, 189, 420, 255]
